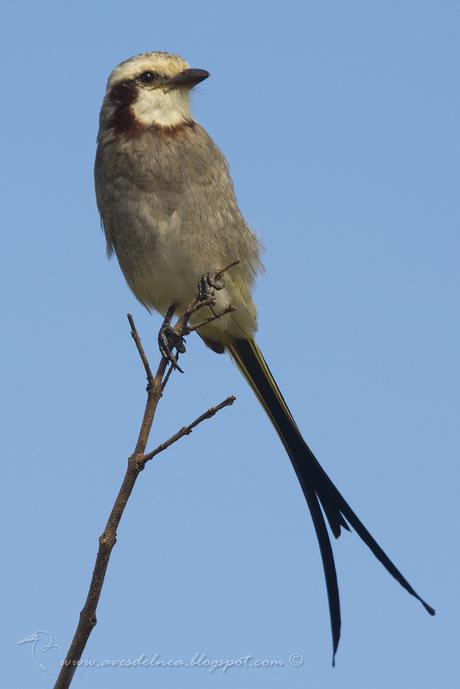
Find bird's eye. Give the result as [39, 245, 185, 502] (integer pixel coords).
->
[139, 71, 159, 84]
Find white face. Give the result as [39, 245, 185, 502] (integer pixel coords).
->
[132, 83, 192, 127]
[106, 52, 196, 128]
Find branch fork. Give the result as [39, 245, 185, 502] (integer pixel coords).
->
[53, 267, 237, 689]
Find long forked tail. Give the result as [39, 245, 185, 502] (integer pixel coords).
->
[228, 338, 435, 662]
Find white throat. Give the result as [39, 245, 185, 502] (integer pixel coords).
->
[131, 88, 192, 127]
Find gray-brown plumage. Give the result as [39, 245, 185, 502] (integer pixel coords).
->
[95, 53, 260, 345]
[95, 51, 434, 662]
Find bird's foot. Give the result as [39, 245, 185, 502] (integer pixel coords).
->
[158, 305, 186, 373]
[158, 262, 239, 374]
[197, 261, 240, 304]
[197, 272, 224, 304]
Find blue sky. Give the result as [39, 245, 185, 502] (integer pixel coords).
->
[2, 1, 459, 687]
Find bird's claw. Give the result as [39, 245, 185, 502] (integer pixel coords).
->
[157, 264, 238, 373]
[197, 271, 225, 303]
[158, 323, 186, 373]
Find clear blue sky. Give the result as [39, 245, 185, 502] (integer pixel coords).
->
[3, 1, 458, 687]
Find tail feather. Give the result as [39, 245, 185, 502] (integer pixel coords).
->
[228, 338, 435, 661]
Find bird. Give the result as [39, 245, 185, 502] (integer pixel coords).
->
[18, 630, 63, 674]
[94, 51, 434, 661]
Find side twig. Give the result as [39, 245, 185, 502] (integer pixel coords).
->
[142, 395, 235, 464]
[53, 302, 235, 689]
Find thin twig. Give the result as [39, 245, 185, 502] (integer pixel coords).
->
[214, 259, 240, 279]
[161, 360, 176, 390]
[142, 395, 236, 464]
[127, 313, 154, 384]
[186, 305, 237, 333]
[53, 301, 235, 689]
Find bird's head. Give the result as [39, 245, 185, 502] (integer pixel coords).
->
[99, 52, 209, 135]
[17, 631, 40, 645]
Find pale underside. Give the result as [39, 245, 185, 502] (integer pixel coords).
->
[95, 121, 262, 344]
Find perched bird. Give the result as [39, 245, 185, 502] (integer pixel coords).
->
[94, 51, 434, 661]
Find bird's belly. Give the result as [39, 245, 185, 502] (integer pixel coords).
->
[107, 184, 258, 341]
[113, 208, 223, 316]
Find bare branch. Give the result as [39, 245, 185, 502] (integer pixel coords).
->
[186, 305, 237, 334]
[53, 274, 236, 689]
[127, 313, 154, 384]
[142, 395, 236, 464]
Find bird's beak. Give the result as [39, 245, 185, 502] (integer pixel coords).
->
[166, 68, 210, 90]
